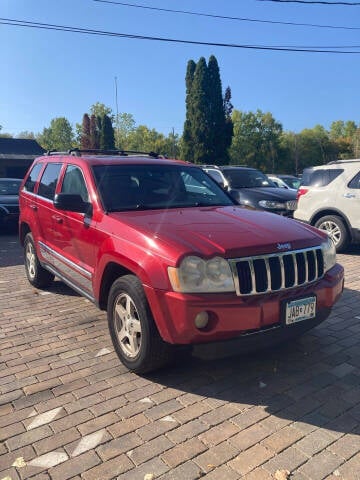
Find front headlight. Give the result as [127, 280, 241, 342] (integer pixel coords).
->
[322, 237, 337, 272]
[168, 256, 235, 293]
[258, 200, 286, 210]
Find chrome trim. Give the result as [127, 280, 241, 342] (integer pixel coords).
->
[228, 246, 324, 297]
[39, 241, 92, 278]
[44, 264, 96, 303]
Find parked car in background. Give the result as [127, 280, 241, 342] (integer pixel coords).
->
[201, 165, 229, 190]
[267, 174, 301, 190]
[294, 159, 360, 251]
[19, 150, 343, 373]
[220, 166, 298, 216]
[0, 178, 22, 229]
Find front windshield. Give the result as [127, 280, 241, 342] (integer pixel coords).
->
[0, 179, 21, 195]
[92, 164, 235, 212]
[224, 169, 275, 189]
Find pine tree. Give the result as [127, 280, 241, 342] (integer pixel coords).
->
[181, 60, 196, 161]
[90, 114, 100, 149]
[100, 114, 115, 150]
[80, 114, 91, 149]
[189, 57, 211, 164]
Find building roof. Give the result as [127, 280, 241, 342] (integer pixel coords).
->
[0, 138, 45, 155]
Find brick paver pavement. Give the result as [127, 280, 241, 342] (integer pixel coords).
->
[0, 231, 359, 480]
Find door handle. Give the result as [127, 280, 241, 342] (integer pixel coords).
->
[30, 204, 37, 211]
[343, 193, 355, 198]
[52, 215, 63, 224]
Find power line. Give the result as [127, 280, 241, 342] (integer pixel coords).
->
[2, 17, 360, 53]
[93, 0, 360, 31]
[257, 0, 360, 5]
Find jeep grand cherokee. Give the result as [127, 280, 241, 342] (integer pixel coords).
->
[19, 150, 344, 373]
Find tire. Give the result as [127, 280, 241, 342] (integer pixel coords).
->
[107, 275, 174, 374]
[314, 215, 349, 252]
[24, 233, 55, 288]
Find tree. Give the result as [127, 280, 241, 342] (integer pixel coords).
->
[80, 114, 91, 149]
[90, 114, 100, 149]
[90, 102, 114, 121]
[229, 109, 282, 171]
[181, 60, 196, 162]
[181, 55, 232, 164]
[36, 117, 74, 151]
[16, 131, 35, 139]
[114, 112, 136, 149]
[100, 114, 115, 150]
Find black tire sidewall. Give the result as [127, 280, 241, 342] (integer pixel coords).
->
[107, 275, 154, 372]
[315, 215, 348, 252]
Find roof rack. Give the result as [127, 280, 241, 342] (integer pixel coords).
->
[46, 149, 160, 158]
[327, 159, 360, 165]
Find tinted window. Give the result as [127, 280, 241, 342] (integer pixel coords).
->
[301, 168, 343, 187]
[61, 165, 89, 202]
[348, 171, 360, 189]
[223, 169, 274, 188]
[24, 163, 43, 193]
[38, 164, 62, 200]
[0, 179, 21, 195]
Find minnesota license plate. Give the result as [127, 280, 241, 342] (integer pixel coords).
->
[285, 296, 316, 325]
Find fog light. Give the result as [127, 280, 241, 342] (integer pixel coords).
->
[194, 311, 209, 329]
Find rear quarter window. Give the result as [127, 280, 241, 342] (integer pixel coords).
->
[301, 168, 343, 187]
[348, 171, 360, 189]
[24, 163, 43, 193]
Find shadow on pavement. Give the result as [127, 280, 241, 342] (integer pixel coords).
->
[146, 285, 360, 438]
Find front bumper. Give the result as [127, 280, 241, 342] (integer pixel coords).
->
[145, 263, 344, 345]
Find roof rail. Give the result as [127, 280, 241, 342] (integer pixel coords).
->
[68, 148, 160, 158]
[45, 150, 68, 156]
[327, 158, 360, 165]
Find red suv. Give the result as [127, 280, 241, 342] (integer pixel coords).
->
[19, 150, 344, 373]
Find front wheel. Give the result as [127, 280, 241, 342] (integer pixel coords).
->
[314, 215, 349, 252]
[107, 275, 173, 374]
[24, 233, 55, 288]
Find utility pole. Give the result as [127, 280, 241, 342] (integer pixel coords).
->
[114, 76, 120, 148]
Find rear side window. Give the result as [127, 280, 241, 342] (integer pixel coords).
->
[24, 163, 43, 193]
[348, 171, 360, 189]
[38, 163, 62, 200]
[301, 168, 343, 187]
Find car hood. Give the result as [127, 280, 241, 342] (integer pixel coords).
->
[110, 205, 324, 258]
[0, 195, 19, 205]
[229, 187, 297, 201]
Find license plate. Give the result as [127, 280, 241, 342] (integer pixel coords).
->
[285, 296, 316, 325]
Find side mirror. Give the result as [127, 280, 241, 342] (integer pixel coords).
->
[54, 193, 92, 216]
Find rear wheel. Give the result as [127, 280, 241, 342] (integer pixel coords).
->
[24, 233, 55, 288]
[107, 275, 174, 373]
[314, 215, 349, 252]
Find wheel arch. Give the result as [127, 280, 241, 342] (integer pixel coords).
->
[19, 222, 32, 246]
[310, 209, 353, 241]
[98, 261, 134, 310]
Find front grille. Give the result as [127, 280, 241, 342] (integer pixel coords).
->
[229, 246, 324, 296]
[286, 200, 298, 210]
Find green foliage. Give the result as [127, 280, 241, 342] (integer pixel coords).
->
[90, 102, 114, 122]
[36, 117, 74, 151]
[181, 55, 233, 164]
[114, 112, 136, 149]
[230, 109, 283, 171]
[100, 114, 115, 150]
[16, 131, 35, 139]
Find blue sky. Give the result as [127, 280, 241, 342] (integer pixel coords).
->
[1, 0, 360, 138]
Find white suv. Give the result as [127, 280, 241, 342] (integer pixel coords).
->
[294, 159, 360, 251]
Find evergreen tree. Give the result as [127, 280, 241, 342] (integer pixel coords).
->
[181, 60, 196, 161]
[100, 114, 115, 150]
[90, 114, 100, 149]
[181, 55, 233, 164]
[80, 114, 91, 149]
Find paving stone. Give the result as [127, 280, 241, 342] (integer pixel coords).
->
[298, 450, 344, 479]
[261, 426, 304, 453]
[161, 437, 207, 468]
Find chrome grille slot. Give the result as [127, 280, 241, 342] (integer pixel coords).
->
[230, 246, 324, 296]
